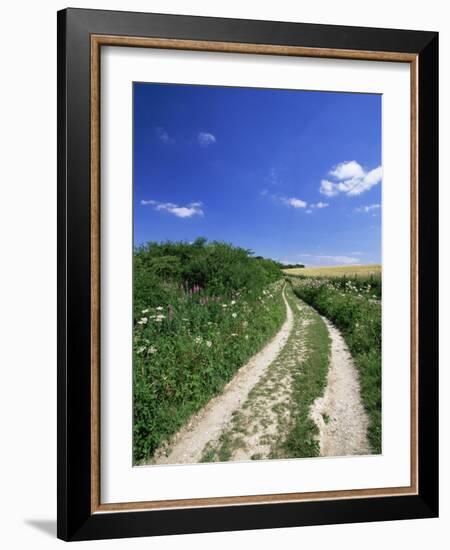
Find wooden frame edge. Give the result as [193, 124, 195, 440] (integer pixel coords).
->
[95, 486, 418, 514]
[89, 34, 420, 515]
[91, 34, 418, 62]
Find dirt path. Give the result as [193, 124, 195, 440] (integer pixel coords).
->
[151, 285, 293, 465]
[151, 286, 370, 465]
[310, 317, 371, 456]
[201, 291, 311, 463]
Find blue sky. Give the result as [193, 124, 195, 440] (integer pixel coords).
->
[134, 82, 381, 266]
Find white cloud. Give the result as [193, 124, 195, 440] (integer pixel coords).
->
[261, 194, 314, 214]
[310, 201, 329, 209]
[288, 198, 308, 208]
[355, 203, 381, 213]
[141, 200, 204, 218]
[319, 179, 338, 197]
[281, 197, 308, 209]
[155, 127, 175, 144]
[364, 166, 383, 187]
[306, 209, 313, 214]
[198, 132, 216, 146]
[320, 161, 382, 197]
[329, 160, 365, 180]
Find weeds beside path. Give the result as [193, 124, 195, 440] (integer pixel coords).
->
[151, 284, 293, 465]
[290, 275, 381, 453]
[147, 282, 374, 465]
[201, 287, 331, 462]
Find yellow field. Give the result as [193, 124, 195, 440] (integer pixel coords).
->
[284, 264, 381, 278]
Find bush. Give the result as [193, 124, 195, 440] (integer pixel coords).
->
[133, 239, 285, 463]
[134, 238, 282, 320]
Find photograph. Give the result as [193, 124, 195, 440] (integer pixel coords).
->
[132, 82, 382, 466]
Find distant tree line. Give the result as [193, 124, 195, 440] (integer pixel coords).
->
[280, 263, 305, 269]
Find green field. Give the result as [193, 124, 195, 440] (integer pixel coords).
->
[284, 264, 381, 278]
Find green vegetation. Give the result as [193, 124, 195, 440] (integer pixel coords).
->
[280, 290, 331, 458]
[199, 287, 331, 462]
[289, 275, 382, 453]
[133, 238, 285, 463]
[133, 239, 382, 463]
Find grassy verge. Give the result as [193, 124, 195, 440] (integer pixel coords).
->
[289, 276, 382, 453]
[133, 239, 284, 463]
[279, 289, 331, 458]
[199, 287, 330, 462]
[133, 279, 285, 463]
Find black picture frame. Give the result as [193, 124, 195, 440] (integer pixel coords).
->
[57, 7, 438, 541]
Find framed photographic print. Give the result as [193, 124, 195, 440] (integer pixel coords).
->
[57, 8, 439, 541]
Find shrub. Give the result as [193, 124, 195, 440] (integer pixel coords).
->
[133, 239, 285, 462]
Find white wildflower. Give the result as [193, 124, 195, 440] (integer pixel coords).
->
[232, 312, 237, 318]
[231, 333, 238, 337]
[194, 336, 202, 344]
[206, 341, 212, 348]
[222, 304, 228, 308]
[156, 306, 164, 311]
[231, 300, 236, 305]
[141, 308, 149, 314]
[137, 346, 146, 354]
[148, 346, 157, 354]
[137, 317, 148, 325]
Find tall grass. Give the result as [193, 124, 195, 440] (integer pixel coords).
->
[290, 275, 382, 453]
[133, 239, 285, 463]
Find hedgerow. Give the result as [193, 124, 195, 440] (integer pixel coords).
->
[133, 239, 285, 463]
